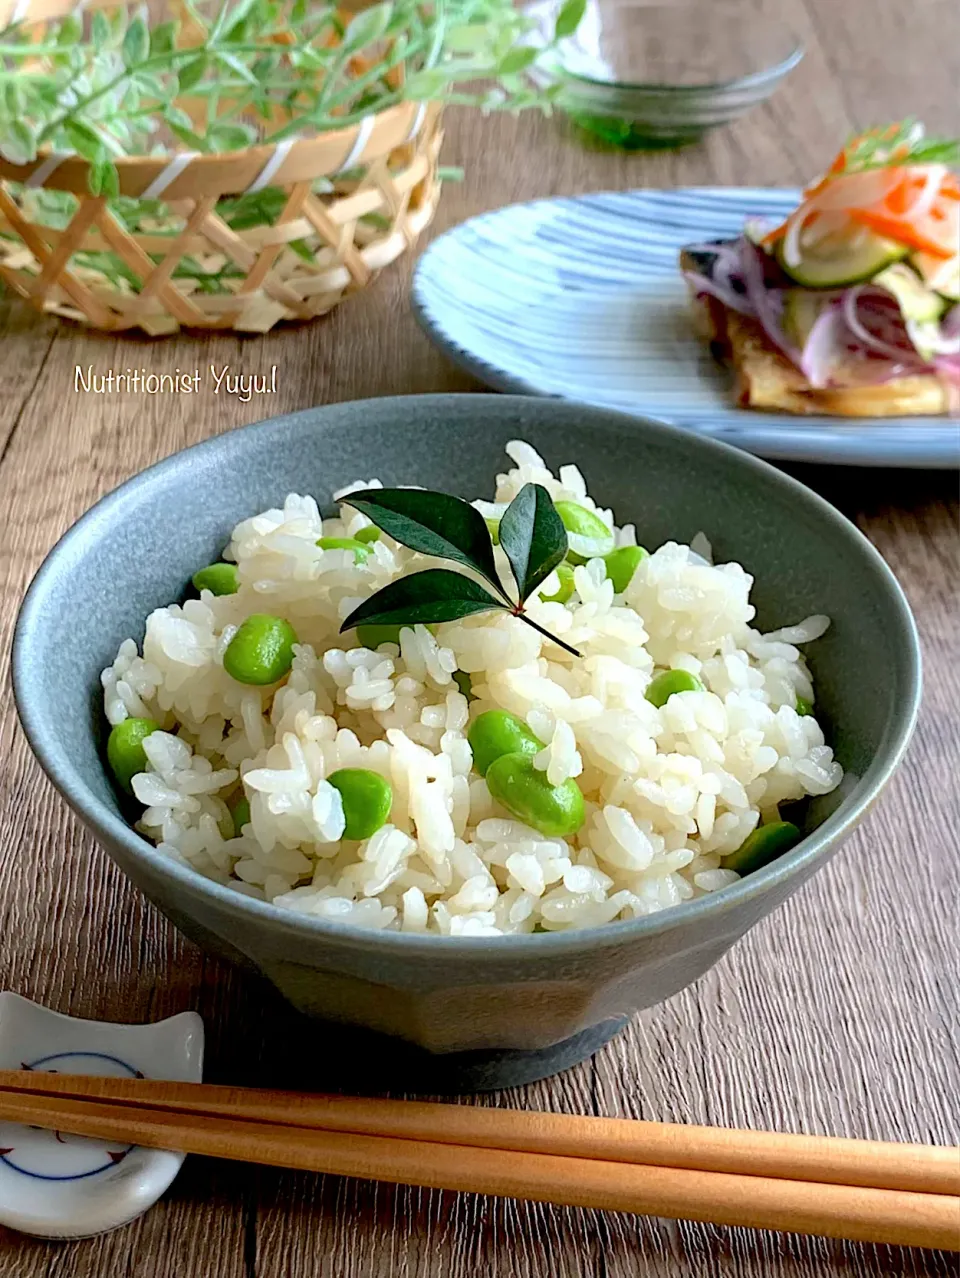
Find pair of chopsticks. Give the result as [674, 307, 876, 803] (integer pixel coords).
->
[0, 1071, 956, 1250]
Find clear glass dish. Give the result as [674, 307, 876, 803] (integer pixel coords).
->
[527, 0, 804, 148]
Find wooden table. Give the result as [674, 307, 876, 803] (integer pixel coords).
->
[0, 2, 957, 1273]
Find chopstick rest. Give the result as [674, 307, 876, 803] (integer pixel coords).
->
[0, 993, 204, 1239]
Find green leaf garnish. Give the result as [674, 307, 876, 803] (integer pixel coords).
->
[906, 137, 960, 166]
[453, 670, 475, 701]
[341, 488, 509, 601]
[339, 482, 582, 657]
[340, 569, 504, 630]
[840, 119, 960, 173]
[498, 482, 567, 601]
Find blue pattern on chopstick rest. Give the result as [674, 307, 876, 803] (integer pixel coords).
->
[413, 189, 960, 469]
[0, 1051, 138, 1181]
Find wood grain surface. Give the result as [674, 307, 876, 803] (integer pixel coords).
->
[0, 1, 958, 1274]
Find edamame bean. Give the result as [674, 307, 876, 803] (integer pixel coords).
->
[317, 536, 370, 564]
[645, 669, 705, 708]
[354, 526, 381, 544]
[554, 500, 616, 563]
[223, 614, 297, 686]
[107, 717, 159, 793]
[724, 821, 800, 876]
[796, 695, 814, 718]
[539, 562, 575, 605]
[231, 795, 251, 835]
[554, 501, 610, 540]
[603, 545, 648, 594]
[467, 709, 543, 777]
[327, 768, 393, 841]
[485, 752, 585, 838]
[191, 562, 239, 596]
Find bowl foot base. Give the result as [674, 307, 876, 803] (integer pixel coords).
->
[265, 1013, 630, 1093]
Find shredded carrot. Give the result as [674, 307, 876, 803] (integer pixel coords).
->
[886, 184, 906, 215]
[847, 209, 956, 257]
[752, 124, 958, 267]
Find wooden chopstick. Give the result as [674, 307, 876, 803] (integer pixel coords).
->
[0, 1076, 956, 1251]
[1, 1071, 956, 1198]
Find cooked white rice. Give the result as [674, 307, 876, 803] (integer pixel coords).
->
[102, 440, 842, 935]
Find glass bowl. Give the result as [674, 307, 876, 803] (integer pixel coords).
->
[527, 0, 804, 148]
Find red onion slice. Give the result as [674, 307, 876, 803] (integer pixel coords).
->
[842, 287, 927, 364]
[800, 301, 921, 388]
[682, 272, 754, 316]
[933, 354, 960, 386]
[682, 242, 741, 262]
[846, 360, 913, 385]
[781, 211, 807, 269]
[686, 233, 958, 391]
[736, 240, 800, 363]
[800, 307, 845, 388]
[907, 318, 960, 356]
[712, 252, 742, 295]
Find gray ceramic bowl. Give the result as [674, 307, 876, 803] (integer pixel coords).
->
[13, 395, 920, 1090]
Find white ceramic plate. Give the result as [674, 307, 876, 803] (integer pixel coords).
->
[412, 189, 960, 468]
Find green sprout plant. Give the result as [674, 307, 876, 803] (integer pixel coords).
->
[0, 0, 588, 192]
[0, 0, 586, 301]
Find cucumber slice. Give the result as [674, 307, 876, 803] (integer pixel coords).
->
[873, 263, 947, 322]
[777, 227, 907, 288]
[936, 265, 959, 303]
[782, 290, 831, 348]
[910, 251, 960, 302]
[904, 319, 945, 363]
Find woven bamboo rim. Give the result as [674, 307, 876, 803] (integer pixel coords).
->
[0, 0, 444, 332]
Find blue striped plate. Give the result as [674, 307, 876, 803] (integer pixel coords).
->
[412, 189, 960, 468]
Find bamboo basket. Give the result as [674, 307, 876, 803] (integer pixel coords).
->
[0, 0, 443, 333]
